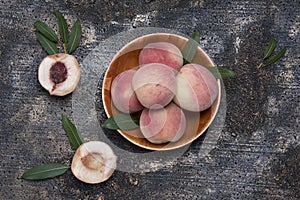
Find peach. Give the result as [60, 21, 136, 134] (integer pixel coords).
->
[139, 42, 183, 71]
[111, 69, 143, 113]
[174, 63, 218, 112]
[132, 63, 176, 109]
[140, 102, 186, 144]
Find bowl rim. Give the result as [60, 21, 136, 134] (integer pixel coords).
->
[102, 32, 221, 151]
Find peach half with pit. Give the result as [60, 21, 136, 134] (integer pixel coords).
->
[174, 63, 218, 112]
[71, 141, 117, 184]
[140, 102, 186, 144]
[139, 42, 183, 71]
[132, 63, 177, 109]
[111, 69, 143, 113]
[38, 53, 80, 96]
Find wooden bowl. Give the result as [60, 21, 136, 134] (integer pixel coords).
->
[102, 33, 221, 151]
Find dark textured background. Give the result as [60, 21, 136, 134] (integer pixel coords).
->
[0, 0, 299, 199]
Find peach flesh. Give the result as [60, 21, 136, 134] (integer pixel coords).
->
[174, 63, 218, 112]
[132, 63, 177, 109]
[139, 42, 183, 71]
[111, 69, 143, 113]
[140, 102, 186, 144]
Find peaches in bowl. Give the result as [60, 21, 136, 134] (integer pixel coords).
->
[102, 33, 221, 151]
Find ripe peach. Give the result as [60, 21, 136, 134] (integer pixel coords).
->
[111, 69, 143, 113]
[140, 102, 186, 144]
[139, 42, 183, 71]
[174, 63, 218, 112]
[132, 63, 176, 109]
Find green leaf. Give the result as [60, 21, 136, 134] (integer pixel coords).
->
[54, 10, 69, 44]
[190, 30, 200, 43]
[34, 20, 58, 43]
[205, 66, 236, 79]
[21, 163, 69, 180]
[61, 115, 84, 149]
[216, 67, 236, 79]
[263, 47, 287, 67]
[263, 36, 277, 60]
[102, 113, 140, 130]
[35, 32, 59, 55]
[67, 20, 82, 54]
[183, 31, 200, 64]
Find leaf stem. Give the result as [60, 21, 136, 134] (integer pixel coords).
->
[63, 43, 67, 54]
[257, 62, 263, 69]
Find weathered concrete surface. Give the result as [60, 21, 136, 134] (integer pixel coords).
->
[0, 0, 299, 199]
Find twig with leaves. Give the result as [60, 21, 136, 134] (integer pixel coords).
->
[182, 31, 236, 79]
[34, 10, 82, 55]
[21, 115, 83, 180]
[257, 36, 287, 69]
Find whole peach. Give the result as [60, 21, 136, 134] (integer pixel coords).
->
[140, 102, 186, 144]
[174, 63, 218, 112]
[139, 42, 183, 71]
[132, 63, 176, 109]
[111, 69, 143, 113]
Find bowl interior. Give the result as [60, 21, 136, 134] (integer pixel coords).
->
[102, 33, 221, 151]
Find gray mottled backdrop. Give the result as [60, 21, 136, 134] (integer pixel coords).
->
[0, 0, 299, 199]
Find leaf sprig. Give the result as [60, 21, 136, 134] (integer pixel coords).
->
[257, 36, 287, 68]
[182, 31, 236, 79]
[34, 10, 82, 55]
[21, 115, 84, 180]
